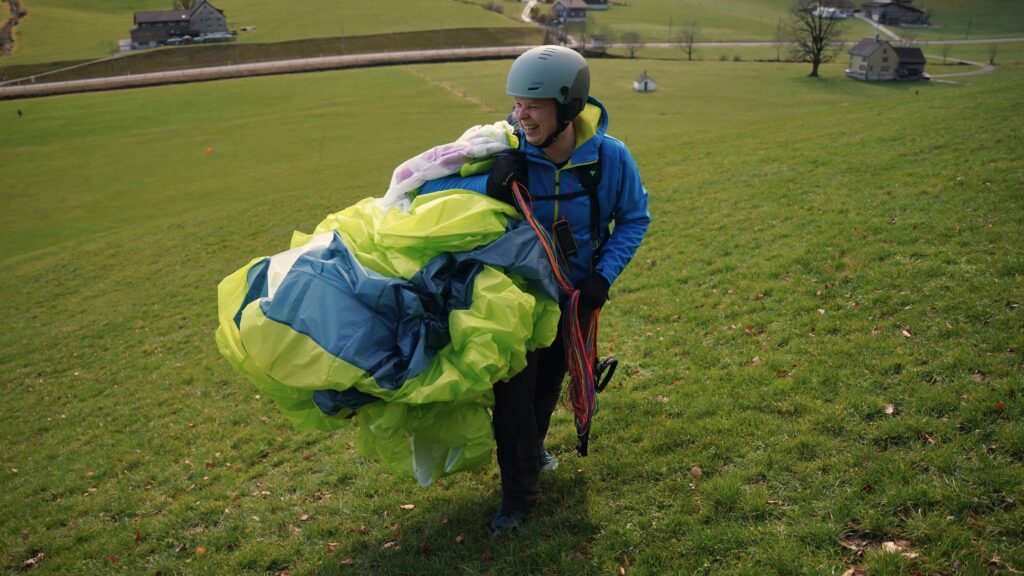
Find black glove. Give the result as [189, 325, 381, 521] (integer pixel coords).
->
[485, 151, 527, 207]
[577, 273, 610, 319]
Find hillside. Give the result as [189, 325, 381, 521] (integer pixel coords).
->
[1, 58, 1021, 574]
[1, 0, 525, 65]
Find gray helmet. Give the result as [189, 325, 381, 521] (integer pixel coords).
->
[506, 46, 590, 144]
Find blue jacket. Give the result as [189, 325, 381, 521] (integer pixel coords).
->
[422, 97, 651, 287]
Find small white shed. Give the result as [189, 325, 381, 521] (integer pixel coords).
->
[633, 70, 656, 92]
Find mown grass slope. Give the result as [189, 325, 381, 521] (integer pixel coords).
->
[4, 0, 523, 65]
[0, 60, 1021, 575]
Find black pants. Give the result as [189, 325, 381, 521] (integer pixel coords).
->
[492, 319, 567, 511]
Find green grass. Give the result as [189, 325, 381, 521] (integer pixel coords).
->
[896, 0, 1024, 40]
[0, 27, 543, 84]
[920, 41, 1024, 66]
[1, 59, 1022, 574]
[4, 0, 525, 65]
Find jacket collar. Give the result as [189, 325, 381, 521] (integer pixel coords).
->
[521, 96, 608, 168]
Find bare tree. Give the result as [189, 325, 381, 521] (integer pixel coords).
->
[772, 17, 787, 61]
[621, 31, 644, 59]
[786, 0, 848, 77]
[941, 43, 952, 64]
[173, 0, 197, 10]
[676, 21, 698, 61]
[988, 43, 998, 65]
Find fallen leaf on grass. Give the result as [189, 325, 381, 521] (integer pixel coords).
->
[921, 433, 936, 445]
[273, 571, 290, 576]
[84, 487, 98, 496]
[870, 326, 884, 335]
[690, 466, 703, 479]
[299, 514, 311, 522]
[767, 500, 783, 506]
[455, 533, 467, 544]
[302, 453, 314, 460]
[20, 552, 44, 569]
[326, 542, 339, 554]
[382, 541, 396, 549]
[995, 402, 1006, 410]
[481, 551, 494, 561]
[107, 555, 118, 565]
[899, 326, 913, 338]
[400, 503, 415, 510]
[618, 567, 626, 575]
[745, 357, 761, 367]
[196, 546, 206, 555]
[970, 373, 985, 382]
[841, 566, 865, 576]
[340, 557, 354, 565]
[884, 404, 895, 415]
[881, 541, 905, 553]
[134, 530, 142, 543]
[775, 369, 789, 378]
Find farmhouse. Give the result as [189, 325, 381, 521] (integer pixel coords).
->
[633, 70, 656, 92]
[846, 37, 927, 81]
[550, 0, 589, 23]
[130, 0, 229, 49]
[861, 0, 930, 26]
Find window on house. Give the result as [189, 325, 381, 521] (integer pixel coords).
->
[883, 57, 889, 62]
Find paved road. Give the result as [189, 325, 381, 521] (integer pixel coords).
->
[3, 33, 1018, 99]
[0, 45, 533, 99]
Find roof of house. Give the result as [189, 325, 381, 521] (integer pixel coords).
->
[134, 1, 222, 24]
[849, 37, 888, 57]
[893, 46, 926, 64]
[135, 10, 190, 24]
[634, 70, 653, 82]
[862, 0, 924, 13]
[553, 0, 590, 8]
[819, 0, 855, 9]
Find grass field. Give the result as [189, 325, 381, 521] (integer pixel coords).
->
[5, 0, 1022, 68]
[1, 57, 1022, 575]
[3, 0, 524, 65]
[893, 0, 1024, 41]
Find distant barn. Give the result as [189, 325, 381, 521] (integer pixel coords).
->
[861, 0, 930, 26]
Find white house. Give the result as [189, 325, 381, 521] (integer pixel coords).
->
[633, 70, 656, 92]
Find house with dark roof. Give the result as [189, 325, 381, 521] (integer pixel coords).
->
[130, 0, 229, 49]
[846, 37, 927, 81]
[861, 0, 930, 26]
[550, 0, 589, 23]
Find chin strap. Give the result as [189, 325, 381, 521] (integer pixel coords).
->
[537, 119, 572, 149]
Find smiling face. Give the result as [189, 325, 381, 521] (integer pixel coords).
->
[512, 97, 559, 146]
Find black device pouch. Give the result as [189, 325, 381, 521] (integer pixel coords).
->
[553, 218, 578, 263]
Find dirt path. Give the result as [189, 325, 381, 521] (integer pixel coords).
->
[1, 0, 25, 57]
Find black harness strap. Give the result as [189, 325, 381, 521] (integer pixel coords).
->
[528, 146, 608, 270]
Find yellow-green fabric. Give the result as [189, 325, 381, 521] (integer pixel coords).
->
[216, 191, 559, 485]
